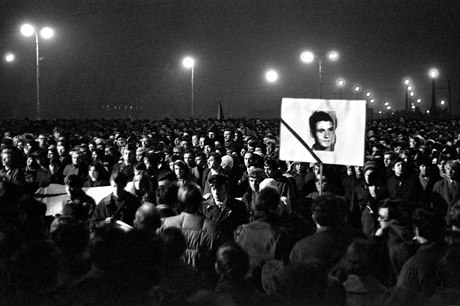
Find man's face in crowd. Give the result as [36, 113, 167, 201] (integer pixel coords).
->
[184, 153, 194, 167]
[419, 164, 427, 177]
[199, 137, 206, 148]
[224, 131, 232, 142]
[445, 163, 457, 180]
[211, 183, 228, 203]
[295, 162, 306, 174]
[383, 154, 393, 168]
[88, 165, 99, 180]
[315, 175, 329, 193]
[264, 165, 276, 178]
[1, 151, 13, 168]
[393, 161, 404, 177]
[249, 177, 261, 192]
[65, 184, 80, 198]
[244, 152, 253, 169]
[111, 180, 126, 198]
[123, 149, 134, 164]
[57, 143, 66, 156]
[72, 152, 82, 166]
[195, 156, 205, 168]
[208, 131, 216, 139]
[208, 156, 219, 169]
[314, 120, 335, 149]
[192, 135, 199, 147]
[136, 150, 144, 162]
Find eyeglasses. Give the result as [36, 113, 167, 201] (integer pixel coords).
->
[378, 215, 390, 221]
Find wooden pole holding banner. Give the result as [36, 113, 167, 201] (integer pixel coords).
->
[280, 118, 325, 195]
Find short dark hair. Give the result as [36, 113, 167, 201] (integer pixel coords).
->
[215, 241, 249, 281]
[64, 174, 84, 189]
[157, 182, 179, 206]
[311, 194, 341, 226]
[413, 208, 445, 241]
[110, 172, 128, 187]
[177, 182, 202, 213]
[254, 187, 280, 213]
[159, 227, 186, 260]
[309, 111, 336, 133]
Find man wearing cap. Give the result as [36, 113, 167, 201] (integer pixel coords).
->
[203, 174, 248, 240]
[350, 161, 388, 237]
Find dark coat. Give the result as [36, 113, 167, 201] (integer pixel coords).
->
[396, 241, 446, 298]
[90, 191, 141, 230]
[203, 196, 248, 240]
[289, 226, 353, 270]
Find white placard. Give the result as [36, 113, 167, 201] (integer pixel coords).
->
[279, 98, 366, 166]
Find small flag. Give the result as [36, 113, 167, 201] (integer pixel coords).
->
[217, 100, 224, 120]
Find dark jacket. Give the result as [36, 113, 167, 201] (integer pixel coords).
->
[90, 191, 141, 230]
[203, 196, 248, 240]
[289, 226, 353, 270]
[396, 241, 446, 298]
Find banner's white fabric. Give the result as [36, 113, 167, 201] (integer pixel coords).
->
[279, 98, 366, 166]
[35, 182, 135, 216]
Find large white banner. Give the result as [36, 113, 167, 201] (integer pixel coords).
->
[35, 182, 135, 216]
[279, 98, 366, 166]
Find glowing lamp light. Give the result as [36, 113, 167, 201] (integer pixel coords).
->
[387, 106, 391, 110]
[354, 86, 360, 92]
[417, 98, 421, 103]
[404, 79, 410, 86]
[370, 99, 375, 103]
[327, 51, 339, 61]
[20, 24, 35, 37]
[5, 53, 15, 62]
[182, 57, 195, 69]
[40, 27, 54, 39]
[265, 70, 278, 83]
[429, 68, 439, 79]
[337, 79, 345, 87]
[409, 92, 415, 97]
[440, 100, 445, 105]
[300, 51, 315, 63]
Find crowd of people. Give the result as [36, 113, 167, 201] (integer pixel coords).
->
[1, 116, 460, 305]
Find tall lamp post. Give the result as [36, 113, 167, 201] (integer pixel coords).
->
[429, 68, 439, 118]
[182, 56, 195, 118]
[403, 79, 411, 111]
[337, 78, 345, 99]
[300, 50, 339, 99]
[21, 24, 54, 120]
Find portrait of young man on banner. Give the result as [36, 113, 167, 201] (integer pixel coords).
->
[279, 98, 366, 166]
[309, 110, 337, 151]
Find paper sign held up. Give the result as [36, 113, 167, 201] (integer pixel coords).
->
[279, 98, 366, 166]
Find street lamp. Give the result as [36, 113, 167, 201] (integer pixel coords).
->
[336, 78, 345, 99]
[4, 52, 15, 62]
[300, 50, 339, 99]
[182, 56, 195, 118]
[353, 85, 361, 99]
[265, 70, 279, 83]
[403, 79, 412, 111]
[21, 23, 54, 120]
[429, 68, 439, 117]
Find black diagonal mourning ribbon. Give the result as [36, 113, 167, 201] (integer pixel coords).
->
[280, 118, 322, 164]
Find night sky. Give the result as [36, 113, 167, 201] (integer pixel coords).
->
[1, 0, 459, 119]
